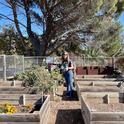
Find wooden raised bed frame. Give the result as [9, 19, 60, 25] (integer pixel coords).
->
[0, 94, 50, 124]
[76, 80, 122, 101]
[0, 86, 38, 94]
[81, 92, 124, 124]
[75, 75, 124, 81]
[0, 80, 22, 87]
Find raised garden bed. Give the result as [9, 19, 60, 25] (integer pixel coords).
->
[0, 87, 38, 94]
[75, 74, 124, 81]
[0, 94, 50, 124]
[76, 80, 122, 101]
[81, 92, 124, 124]
[0, 80, 22, 87]
[77, 80, 121, 86]
[75, 77, 123, 81]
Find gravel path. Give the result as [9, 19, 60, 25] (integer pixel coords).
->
[48, 86, 84, 124]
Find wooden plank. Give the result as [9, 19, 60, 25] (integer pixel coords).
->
[81, 109, 89, 124]
[0, 114, 40, 122]
[25, 94, 42, 99]
[91, 112, 124, 121]
[81, 92, 123, 98]
[75, 83, 81, 101]
[39, 96, 50, 114]
[76, 75, 106, 78]
[41, 102, 50, 124]
[79, 86, 119, 92]
[0, 94, 21, 99]
[80, 96, 91, 123]
[0, 94, 21, 105]
[91, 121, 124, 124]
[40, 95, 50, 124]
[77, 81, 121, 86]
[0, 87, 38, 94]
[75, 78, 123, 81]
[0, 122, 39, 124]
[0, 81, 12, 86]
[14, 81, 22, 87]
[83, 75, 106, 78]
[0, 101, 19, 105]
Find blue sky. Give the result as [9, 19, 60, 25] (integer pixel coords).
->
[0, 0, 43, 36]
[120, 12, 124, 27]
[0, 1, 124, 36]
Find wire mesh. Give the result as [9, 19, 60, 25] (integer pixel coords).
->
[0, 55, 4, 79]
[0, 55, 124, 80]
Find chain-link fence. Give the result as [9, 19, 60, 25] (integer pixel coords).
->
[0, 55, 24, 81]
[0, 55, 62, 81]
[72, 57, 124, 70]
[0, 55, 124, 80]
[24, 56, 61, 71]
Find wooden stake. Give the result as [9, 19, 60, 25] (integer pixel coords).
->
[90, 82, 94, 86]
[12, 80, 15, 86]
[23, 94, 26, 106]
[105, 94, 110, 104]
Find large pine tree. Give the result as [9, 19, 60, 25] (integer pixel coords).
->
[0, 0, 123, 56]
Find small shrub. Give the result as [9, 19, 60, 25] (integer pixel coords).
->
[15, 67, 63, 94]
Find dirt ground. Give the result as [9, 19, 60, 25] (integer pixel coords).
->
[87, 99, 124, 112]
[48, 86, 84, 124]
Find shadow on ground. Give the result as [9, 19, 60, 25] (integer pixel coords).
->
[55, 109, 84, 124]
[55, 90, 79, 101]
[62, 91, 79, 101]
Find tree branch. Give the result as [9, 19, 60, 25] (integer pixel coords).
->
[46, 25, 98, 55]
[0, 13, 26, 28]
[8, 0, 26, 49]
[0, 1, 12, 9]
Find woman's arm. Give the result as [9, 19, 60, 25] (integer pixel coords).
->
[68, 61, 74, 70]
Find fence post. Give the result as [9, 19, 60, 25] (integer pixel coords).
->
[14, 55, 16, 76]
[3, 55, 6, 81]
[112, 56, 115, 70]
[22, 56, 25, 73]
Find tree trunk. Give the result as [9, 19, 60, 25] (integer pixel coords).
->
[23, 1, 47, 56]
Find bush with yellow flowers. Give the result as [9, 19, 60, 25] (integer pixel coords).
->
[0, 102, 17, 114]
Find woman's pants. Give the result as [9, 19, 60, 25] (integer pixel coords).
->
[64, 70, 74, 97]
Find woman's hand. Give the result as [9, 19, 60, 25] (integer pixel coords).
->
[65, 67, 68, 71]
[68, 65, 74, 70]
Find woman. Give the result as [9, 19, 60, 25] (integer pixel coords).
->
[61, 51, 74, 98]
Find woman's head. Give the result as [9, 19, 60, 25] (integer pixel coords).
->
[62, 51, 69, 62]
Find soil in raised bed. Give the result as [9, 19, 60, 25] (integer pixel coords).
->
[87, 99, 124, 112]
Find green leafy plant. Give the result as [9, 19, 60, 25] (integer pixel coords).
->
[15, 67, 62, 95]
